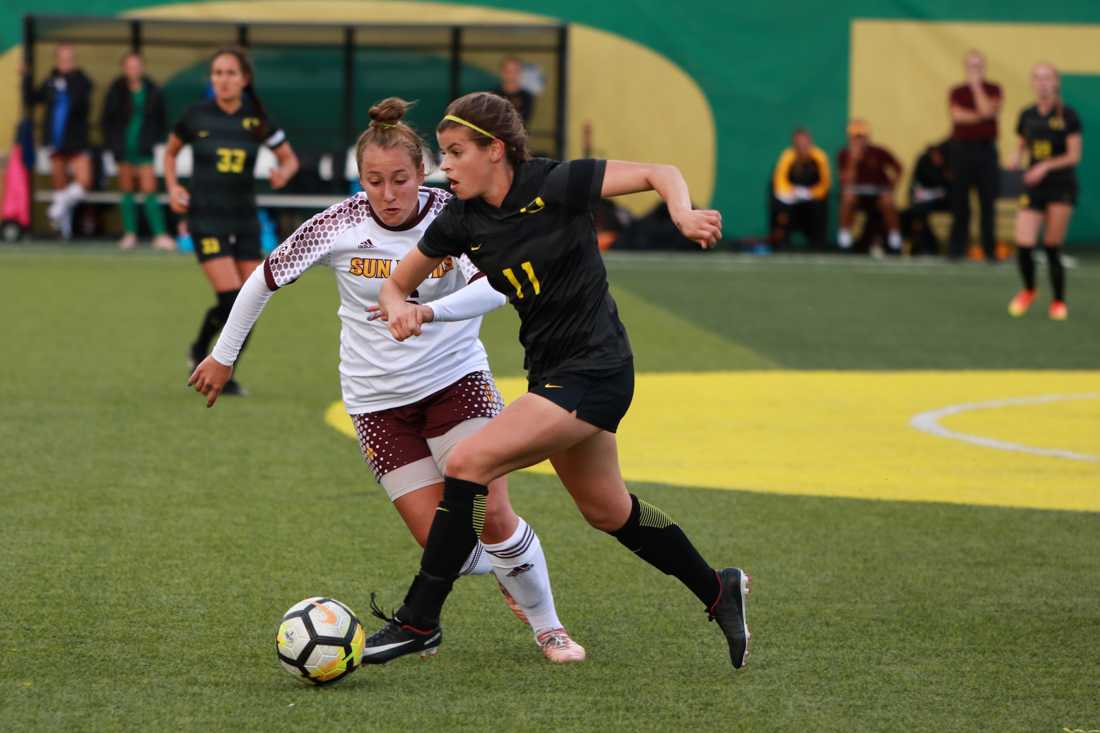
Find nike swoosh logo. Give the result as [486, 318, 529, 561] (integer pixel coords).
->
[470, 244, 482, 251]
[426, 632, 441, 645]
[312, 601, 338, 625]
[364, 639, 416, 655]
[544, 383, 563, 389]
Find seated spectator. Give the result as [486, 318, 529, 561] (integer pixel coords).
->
[492, 56, 534, 125]
[769, 128, 830, 250]
[837, 119, 903, 254]
[101, 52, 173, 251]
[901, 140, 953, 255]
[21, 44, 93, 238]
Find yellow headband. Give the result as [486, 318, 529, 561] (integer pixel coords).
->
[443, 114, 497, 140]
[375, 122, 398, 130]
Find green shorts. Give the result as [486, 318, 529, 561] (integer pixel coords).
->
[119, 154, 154, 167]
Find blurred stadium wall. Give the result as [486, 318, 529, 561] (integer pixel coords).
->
[2, 2, 1099, 242]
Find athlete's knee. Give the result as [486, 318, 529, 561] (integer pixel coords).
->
[444, 439, 489, 482]
[577, 496, 631, 533]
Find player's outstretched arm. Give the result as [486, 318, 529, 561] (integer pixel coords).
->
[369, 276, 506, 325]
[378, 248, 444, 341]
[601, 160, 722, 248]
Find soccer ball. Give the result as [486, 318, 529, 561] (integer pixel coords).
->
[276, 597, 366, 685]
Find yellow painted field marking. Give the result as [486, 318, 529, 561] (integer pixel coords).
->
[326, 371, 1100, 513]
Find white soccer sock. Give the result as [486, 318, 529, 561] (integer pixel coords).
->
[838, 228, 853, 249]
[888, 230, 902, 250]
[47, 190, 66, 221]
[51, 183, 85, 237]
[484, 517, 562, 636]
[458, 541, 494, 576]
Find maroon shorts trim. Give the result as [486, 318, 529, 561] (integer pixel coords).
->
[351, 371, 503, 481]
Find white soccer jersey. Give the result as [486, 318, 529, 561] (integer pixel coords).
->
[262, 188, 491, 413]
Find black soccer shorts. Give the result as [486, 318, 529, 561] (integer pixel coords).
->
[527, 359, 635, 433]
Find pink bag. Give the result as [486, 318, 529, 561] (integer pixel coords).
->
[2, 142, 31, 227]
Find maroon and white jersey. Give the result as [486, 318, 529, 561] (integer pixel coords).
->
[263, 187, 490, 413]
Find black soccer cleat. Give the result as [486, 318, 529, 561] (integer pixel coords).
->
[220, 378, 247, 397]
[708, 567, 751, 670]
[360, 594, 442, 665]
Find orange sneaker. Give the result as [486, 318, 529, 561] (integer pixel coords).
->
[1049, 300, 1068, 321]
[1008, 289, 1036, 317]
[496, 578, 529, 625]
[536, 628, 586, 664]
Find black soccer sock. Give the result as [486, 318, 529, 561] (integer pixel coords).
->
[609, 494, 720, 608]
[1043, 246, 1065, 301]
[397, 476, 488, 628]
[1016, 246, 1036, 291]
[192, 289, 239, 359]
[192, 305, 221, 361]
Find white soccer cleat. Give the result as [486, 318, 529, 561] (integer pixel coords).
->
[536, 628, 586, 664]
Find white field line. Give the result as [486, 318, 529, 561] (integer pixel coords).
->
[910, 393, 1100, 462]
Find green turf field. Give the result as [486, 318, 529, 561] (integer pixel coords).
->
[2, 245, 1098, 732]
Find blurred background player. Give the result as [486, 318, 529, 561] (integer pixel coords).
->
[491, 56, 534, 125]
[21, 44, 93, 238]
[947, 49, 1003, 261]
[165, 47, 298, 396]
[101, 52, 172, 251]
[901, 139, 953, 256]
[837, 119, 903, 254]
[1007, 63, 1081, 321]
[366, 92, 750, 671]
[769, 127, 831, 250]
[188, 97, 583, 663]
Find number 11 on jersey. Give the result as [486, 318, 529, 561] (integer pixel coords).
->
[502, 261, 541, 299]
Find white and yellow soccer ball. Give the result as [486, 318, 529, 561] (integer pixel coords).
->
[276, 597, 366, 685]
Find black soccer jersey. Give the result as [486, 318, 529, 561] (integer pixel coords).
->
[1016, 104, 1082, 186]
[419, 158, 633, 378]
[173, 98, 287, 235]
